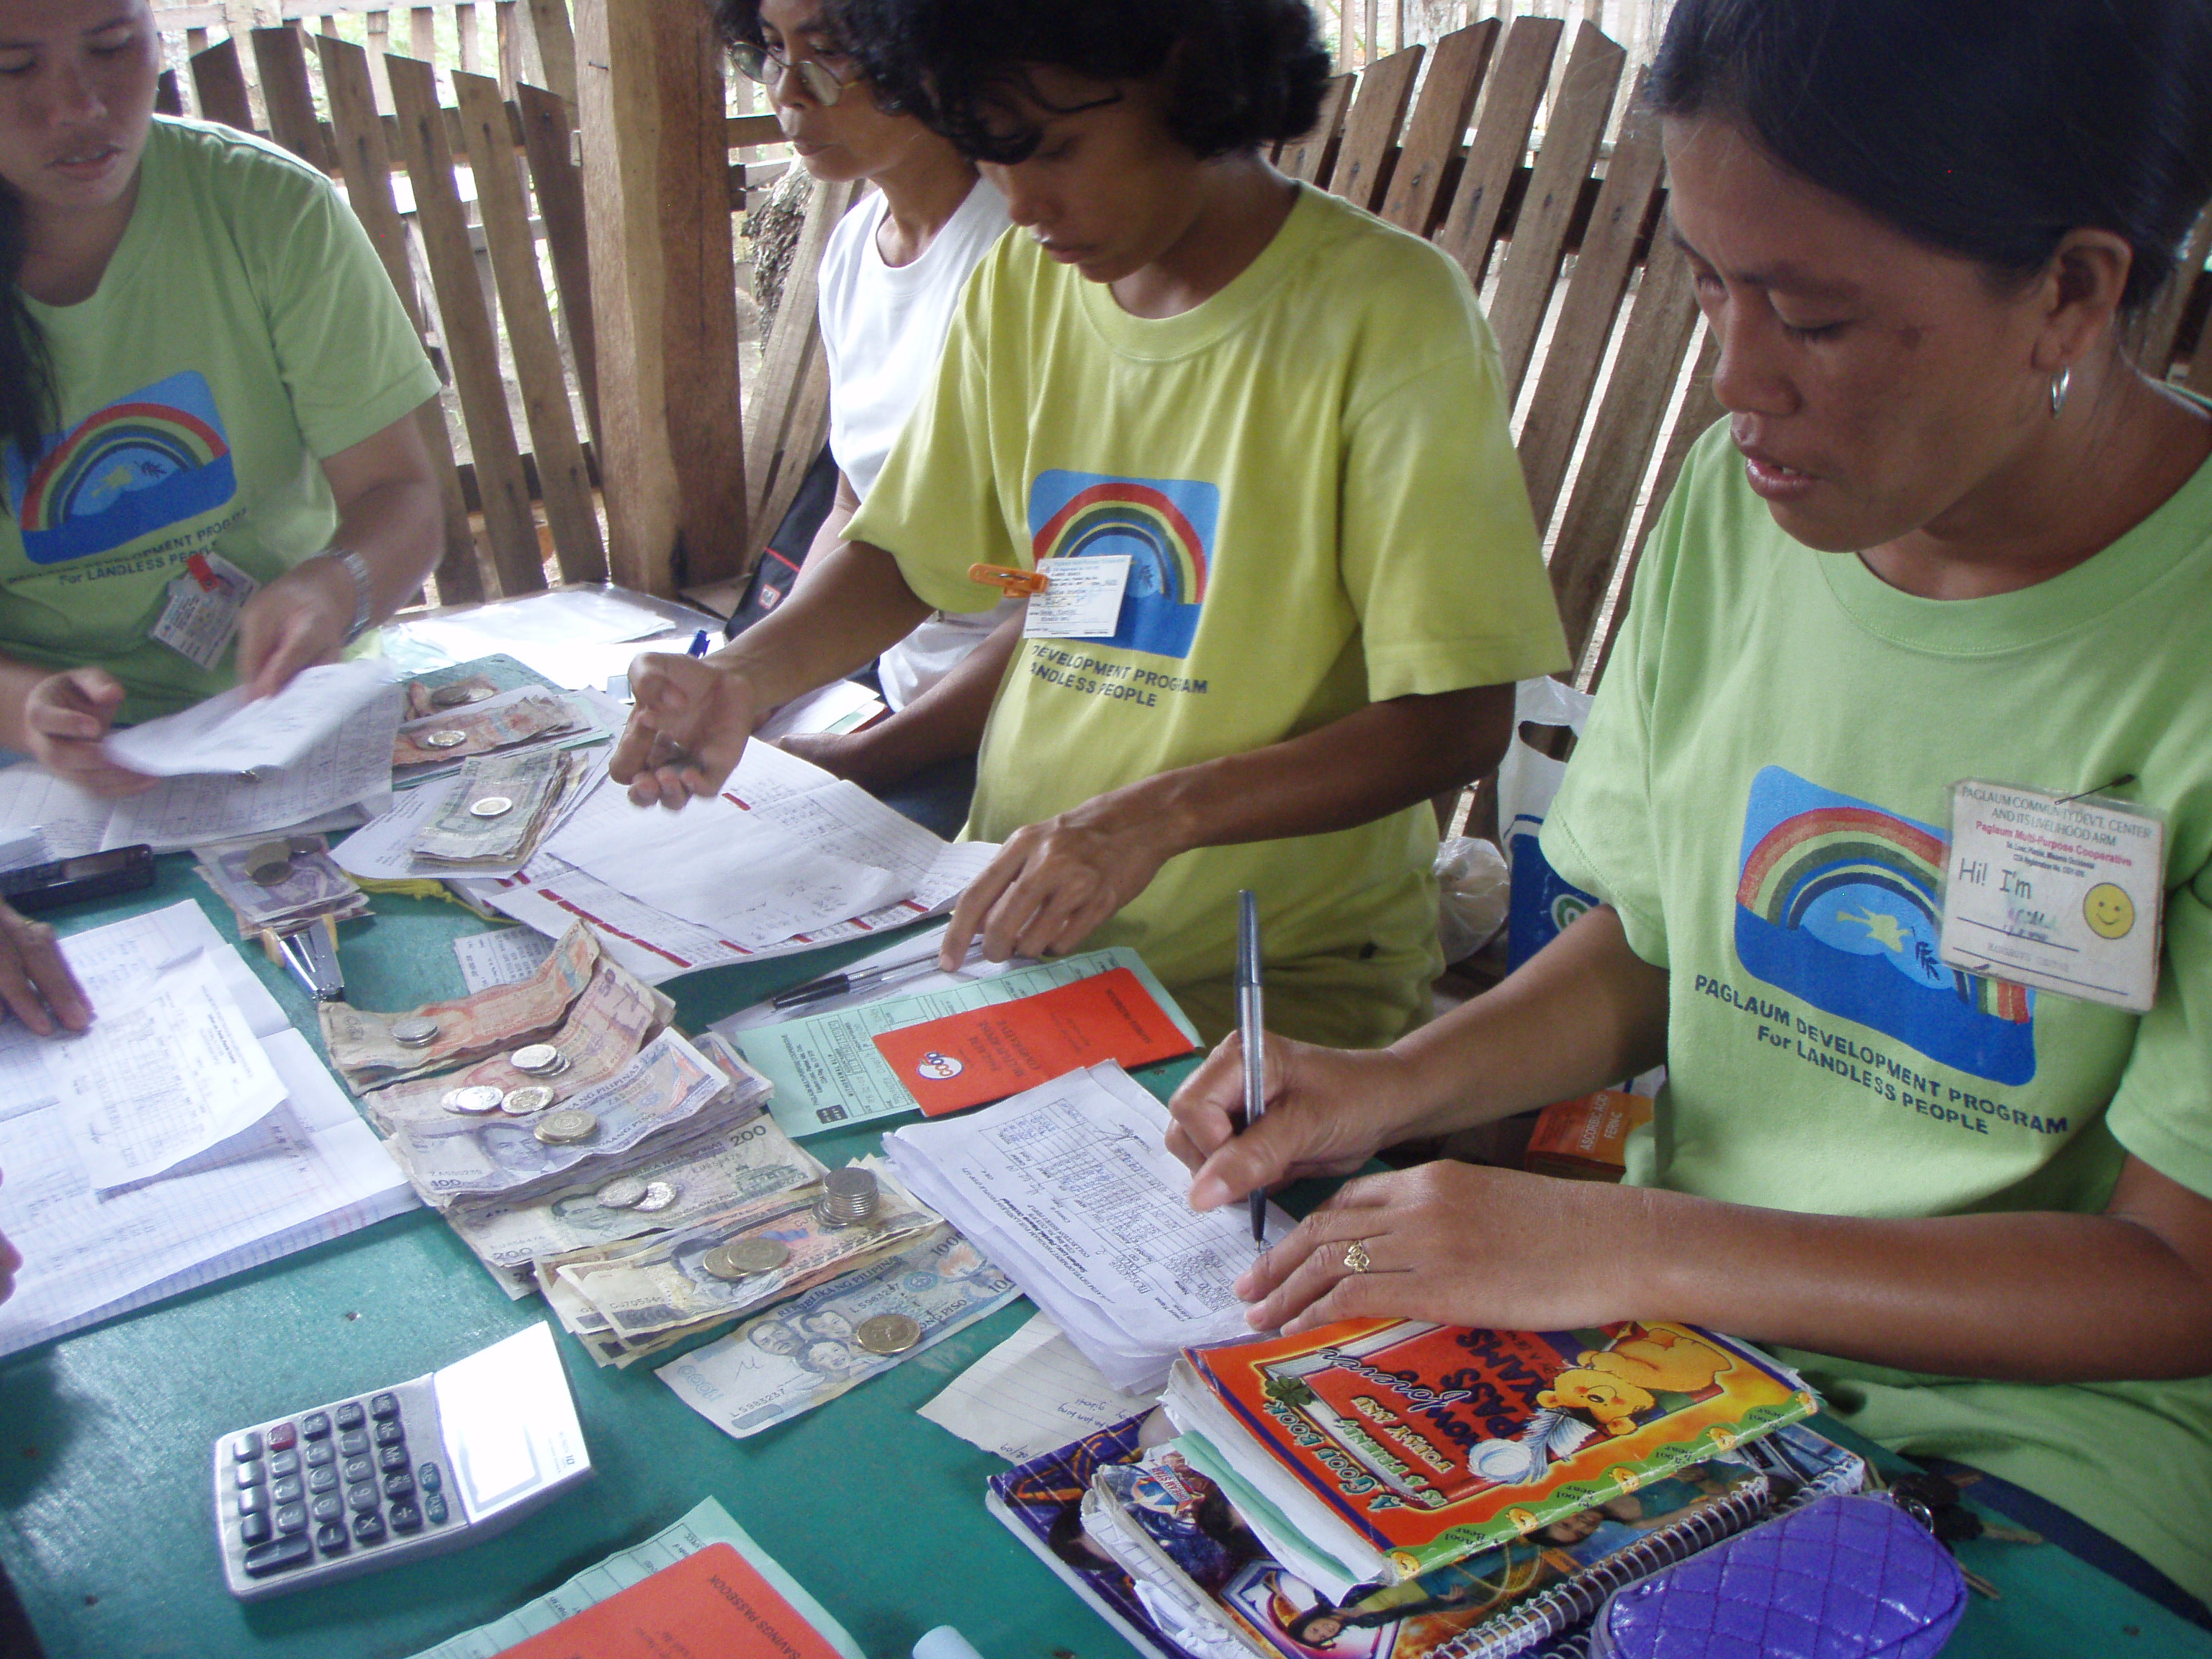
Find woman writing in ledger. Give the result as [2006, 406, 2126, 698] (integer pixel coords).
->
[0, 0, 444, 796]
[1174, 0, 2212, 1624]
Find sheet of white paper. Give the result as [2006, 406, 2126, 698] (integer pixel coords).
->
[918, 1310, 1156, 1463]
[753, 678, 887, 742]
[0, 904, 415, 1358]
[0, 824, 47, 871]
[48, 950, 287, 1191]
[452, 925, 557, 993]
[103, 661, 398, 777]
[0, 764, 109, 859]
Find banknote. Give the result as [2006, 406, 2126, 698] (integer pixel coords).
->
[392, 693, 580, 768]
[549, 1159, 939, 1340]
[446, 1109, 822, 1295]
[388, 1028, 732, 1207]
[321, 921, 601, 1090]
[405, 673, 500, 721]
[656, 1226, 1019, 1438]
[362, 958, 673, 1134]
[193, 834, 368, 935]
[410, 749, 575, 868]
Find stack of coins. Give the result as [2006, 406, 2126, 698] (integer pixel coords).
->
[422, 729, 469, 750]
[243, 840, 295, 886]
[534, 1108, 598, 1146]
[441, 1084, 503, 1115]
[509, 1044, 569, 1077]
[501, 1085, 555, 1115]
[390, 1015, 439, 1048]
[816, 1166, 880, 1228]
[701, 1237, 790, 1281]
[431, 682, 486, 709]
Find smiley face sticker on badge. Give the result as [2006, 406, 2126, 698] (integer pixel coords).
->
[2084, 882, 2136, 940]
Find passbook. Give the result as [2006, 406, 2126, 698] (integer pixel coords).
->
[872, 966, 1195, 1115]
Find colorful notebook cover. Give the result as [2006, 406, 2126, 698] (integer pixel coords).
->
[873, 966, 1196, 1115]
[1184, 1320, 1815, 1581]
[497, 1540, 850, 1659]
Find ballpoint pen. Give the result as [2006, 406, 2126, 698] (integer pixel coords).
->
[1238, 889, 1267, 1246]
[770, 940, 986, 1011]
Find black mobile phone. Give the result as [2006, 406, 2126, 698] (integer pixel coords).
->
[0, 845, 158, 914]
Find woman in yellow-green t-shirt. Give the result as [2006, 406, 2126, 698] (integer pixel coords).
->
[0, 0, 444, 797]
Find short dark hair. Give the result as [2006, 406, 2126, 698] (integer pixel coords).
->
[1650, 0, 2212, 314]
[1, 187, 55, 476]
[831, 0, 1331, 164]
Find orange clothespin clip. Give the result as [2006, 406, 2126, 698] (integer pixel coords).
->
[968, 562, 1049, 598]
[184, 552, 222, 593]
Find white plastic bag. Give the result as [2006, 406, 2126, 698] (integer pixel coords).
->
[1434, 835, 1511, 962]
[1494, 675, 1596, 861]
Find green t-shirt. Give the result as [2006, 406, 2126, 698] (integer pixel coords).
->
[0, 117, 440, 724]
[1542, 420, 2212, 1599]
[848, 184, 1568, 1047]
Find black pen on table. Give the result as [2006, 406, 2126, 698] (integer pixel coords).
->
[1238, 888, 1267, 1246]
[770, 939, 986, 1011]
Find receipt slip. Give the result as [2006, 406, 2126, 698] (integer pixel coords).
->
[1939, 779, 2166, 1013]
[500, 1541, 848, 1659]
[873, 966, 1196, 1115]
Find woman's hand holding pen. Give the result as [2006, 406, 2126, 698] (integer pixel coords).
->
[1169, 1030, 1421, 1208]
[610, 653, 763, 808]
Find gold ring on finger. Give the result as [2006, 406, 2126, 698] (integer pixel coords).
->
[1342, 1239, 1372, 1274]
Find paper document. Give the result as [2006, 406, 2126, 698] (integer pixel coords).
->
[919, 1310, 1157, 1464]
[453, 925, 558, 993]
[753, 678, 886, 742]
[0, 765, 110, 859]
[0, 902, 416, 1359]
[49, 950, 287, 1190]
[403, 1497, 863, 1659]
[103, 660, 398, 777]
[885, 1062, 1290, 1393]
[734, 948, 1197, 1138]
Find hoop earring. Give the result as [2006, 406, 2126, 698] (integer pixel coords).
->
[2050, 367, 2072, 417]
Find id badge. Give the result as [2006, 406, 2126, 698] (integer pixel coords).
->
[150, 551, 259, 670]
[1022, 554, 1130, 640]
[1938, 779, 2165, 1013]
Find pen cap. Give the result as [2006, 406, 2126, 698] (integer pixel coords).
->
[914, 1628, 986, 1659]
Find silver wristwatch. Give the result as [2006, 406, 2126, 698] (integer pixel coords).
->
[320, 548, 374, 644]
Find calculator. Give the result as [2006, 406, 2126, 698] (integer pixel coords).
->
[212, 1322, 592, 1601]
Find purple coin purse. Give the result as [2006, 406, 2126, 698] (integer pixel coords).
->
[1590, 1493, 1969, 1659]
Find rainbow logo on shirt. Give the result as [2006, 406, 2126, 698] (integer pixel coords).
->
[1735, 766, 2035, 1084]
[4, 370, 238, 566]
[1029, 469, 1217, 660]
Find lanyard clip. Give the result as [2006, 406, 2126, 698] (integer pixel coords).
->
[184, 553, 222, 593]
[968, 562, 1049, 598]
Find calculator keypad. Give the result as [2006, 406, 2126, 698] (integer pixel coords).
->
[234, 1395, 444, 1581]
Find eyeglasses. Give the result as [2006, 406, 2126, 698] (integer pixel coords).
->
[731, 40, 856, 106]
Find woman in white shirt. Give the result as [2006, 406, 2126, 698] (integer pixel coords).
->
[712, 0, 1017, 835]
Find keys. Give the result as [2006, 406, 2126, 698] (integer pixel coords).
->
[351, 1511, 386, 1546]
[310, 1494, 343, 1527]
[235, 1460, 265, 1489]
[269, 1449, 300, 1479]
[415, 1462, 441, 1494]
[337, 1429, 369, 1457]
[299, 1412, 331, 1441]
[369, 1393, 399, 1422]
[373, 1421, 405, 1449]
[271, 1475, 304, 1505]
[237, 1487, 268, 1517]
[313, 1521, 349, 1555]
[243, 1534, 315, 1577]
[423, 1493, 449, 1527]
[345, 1482, 380, 1514]
[302, 1438, 334, 1468]
[334, 1402, 366, 1432]
[266, 1421, 297, 1454]
[273, 1504, 307, 1537]
[239, 1513, 272, 1548]
[306, 1465, 338, 1496]
[377, 1444, 408, 1474]
[387, 1502, 423, 1534]
[229, 1431, 262, 1462]
[382, 1472, 415, 1501]
[342, 1456, 374, 1485]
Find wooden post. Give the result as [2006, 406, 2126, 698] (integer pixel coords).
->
[575, 0, 748, 595]
[495, 0, 521, 96]
[523, 0, 579, 108]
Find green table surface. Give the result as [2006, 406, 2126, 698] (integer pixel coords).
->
[4, 858, 2208, 1659]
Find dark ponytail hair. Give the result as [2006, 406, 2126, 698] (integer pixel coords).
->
[1650, 0, 2212, 313]
[1, 184, 55, 477]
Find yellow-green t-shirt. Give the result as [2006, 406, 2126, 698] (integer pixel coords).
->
[848, 184, 1568, 1046]
[0, 117, 440, 724]
[1542, 420, 2212, 1600]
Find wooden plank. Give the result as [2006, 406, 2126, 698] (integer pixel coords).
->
[523, 0, 578, 108]
[1379, 20, 1497, 237]
[387, 50, 546, 594]
[156, 68, 184, 116]
[1327, 43, 1422, 213]
[516, 82, 599, 454]
[456, 0, 479, 71]
[1278, 73, 1353, 186]
[1434, 15, 1560, 289]
[316, 33, 483, 603]
[1587, 325, 1722, 688]
[454, 70, 606, 583]
[409, 4, 433, 60]
[1485, 22, 1626, 400]
[248, 26, 333, 171]
[2136, 206, 2212, 376]
[1545, 233, 1702, 660]
[727, 112, 783, 149]
[495, 0, 521, 96]
[743, 176, 855, 529]
[1514, 79, 1668, 528]
[189, 36, 255, 134]
[576, 0, 750, 593]
[364, 9, 392, 109]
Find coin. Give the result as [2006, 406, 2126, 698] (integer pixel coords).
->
[244, 840, 294, 886]
[430, 683, 485, 709]
[422, 729, 469, 750]
[634, 1181, 679, 1213]
[390, 1015, 439, 1047]
[816, 1165, 880, 1226]
[509, 1043, 567, 1075]
[699, 1245, 747, 1282]
[441, 1084, 504, 1115]
[595, 1177, 648, 1210]
[718, 1237, 790, 1275]
[469, 795, 515, 818]
[500, 1084, 556, 1115]
[534, 1108, 598, 1145]
[854, 1313, 922, 1356]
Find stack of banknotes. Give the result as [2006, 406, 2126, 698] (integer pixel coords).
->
[409, 748, 591, 870]
[392, 689, 584, 770]
[192, 832, 370, 938]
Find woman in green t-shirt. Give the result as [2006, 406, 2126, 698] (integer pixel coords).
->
[1172, 0, 2212, 1624]
[0, 0, 444, 797]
